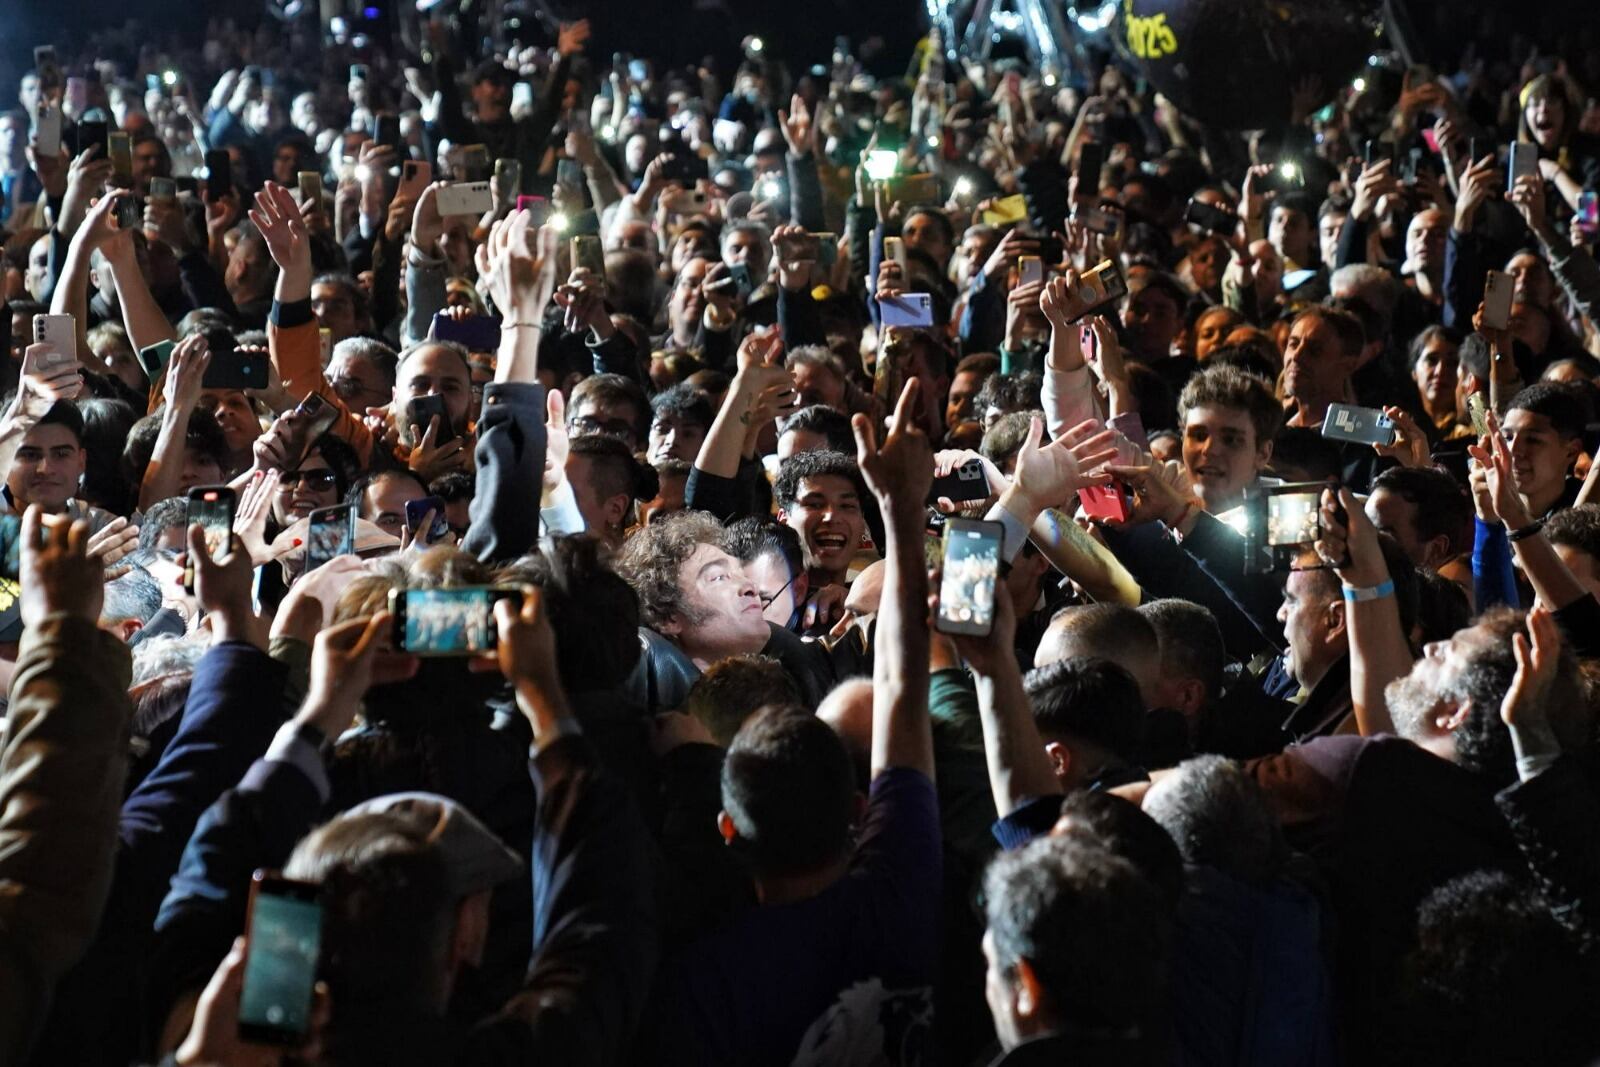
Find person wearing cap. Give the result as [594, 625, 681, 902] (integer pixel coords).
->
[154, 586, 657, 1066]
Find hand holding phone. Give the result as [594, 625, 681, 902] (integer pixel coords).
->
[935, 518, 1003, 637]
[239, 872, 323, 1046]
[304, 504, 357, 573]
[389, 586, 524, 655]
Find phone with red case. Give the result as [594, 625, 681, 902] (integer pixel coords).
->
[1078, 482, 1132, 523]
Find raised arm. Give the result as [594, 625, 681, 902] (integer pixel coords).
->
[1471, 417, 1591, 612]
[693, 327, 791, 480]
[853, 380, 935, 780]
[48, 190, 128, 378]
[1314, 486, 1412, 737]
[477, 210, 557, 385]
[138, 334, 212, 512]
[0, 508, 132, 1061]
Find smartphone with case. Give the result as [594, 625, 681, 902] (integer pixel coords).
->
[516, 195, 550, 226]
[108, 131, 134, 183]
[137, 339, 175, 381]
[1076, 141, 1105, 187]
[460, 144, 491, 182]
[880, 293, 935, 328]
[238, 872, 323, 1046]
[1018, 255, 1044, 288]
[404, 496, 450, 543]
[883, 236, 908, 278]
[32, 313, 75, 361]
[1578, 191, 1598, 239]
[1078, 481, 1132, 523]
[935, 518, 1004, 637]
[727, 262, 755, 298]
[204, 150, 233, 201]
[1482, 269, 1514, 331]
[1069, 260, 1128, 323]
[372, 114, 402, 150]
[202, 344, 270, 391]
[1183, 198, 1239, 236]
[927, 459, 989, 504]
[304, 504, 356, 573]
[149, 176, 177, 202]
[494, 157, 522, 202]
[395, 160, 432, 202]
[431, 311, 499, 352]
[34, 103, 62, 158]
[569, 235, 604, 278]
[297, 171, 323, 208]
[406, 394, 456, 445]
[1320, 402, 1396, 447]
[183, 485, 237, 590]
[436, 181, 493, 216]
[389, 586, 524, 655]
[981, 194, 1028, 227]
[1467, 391, 1490, 436]
[1507, 143, 1537, 189]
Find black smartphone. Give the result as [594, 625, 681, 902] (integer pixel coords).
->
[204, 149, 233, 202]
[1076, 140, 1105, 187]
[372, 114, 402, 150]
[404, 495, 449, 542]
[113, 191, 143, 231]
[201, 342, 269, 391]
[304, 503, 356, 572]
[238, 872, 323, 1046]
[935, 518, 1004, 637]
[183, 484, 237, 590]
[388, 586, 524, 655]
[1242, 480, 1341, 575]
[70, 118, 108, 159]
[430, 311, 500, 352]
[406, 394, 456, 445]
[928, 459, 990, 504]
[1183, 198, 1239, 236]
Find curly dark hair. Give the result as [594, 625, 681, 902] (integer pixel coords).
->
[615, 509, 729, 628]
[771, 450, 866, 512]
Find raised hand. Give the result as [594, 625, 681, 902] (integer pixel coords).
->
[19, 506, 103, 628]
[1453, 154, 1501, 233]
[163, 332, 212, 414]
[852, 378, 934, 522]
[233, 468, 281, 565]
[86, 516, 141, 574]
[182, 522, 265, 647]
[542, 388, 569, 501]
[300, 612, 416, 738]
[491, 587, 573, 739]
[1350, 159, 1400, 222]
[9, 343, 85, 424]
[557, 19, 591, 57]
[779, 93, 816, 156]
[407, 415, 468, 481]
[1005, 416, 1117, 518]
[1313, 486, 1375, 581]
[248, 182, 312, 284]
[1102, 459, 1200, 529]
[1501, 604, 1560, 732]
[1467, 412, 1532, 530]
[1371, 406, 1430, 468]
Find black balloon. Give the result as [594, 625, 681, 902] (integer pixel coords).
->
[1114, 0, 1384, 129]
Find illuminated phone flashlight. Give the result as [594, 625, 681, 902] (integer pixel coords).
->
[927, 133, 941, 148]
[162, 70, 178, 87]
[1351, 76, 1366, 93]
[601, 124, 616, 140]
[550, 211, 570, 233]
[748, 37, 764, 53]
[1279, 161, 1301, 182]
[757, 176, 783, 200]
[864, 149, 898, 181]
[1043, 72, 1058, 87]
[953, 176, 973, 199]
[354, 163, 372, 183]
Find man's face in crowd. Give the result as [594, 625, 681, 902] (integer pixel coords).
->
[312, 281, 360, 343]
[273, 450, 339, 523]
[1384, 620, 1493, 742]
[1122, 284, 1181, 361]
[902, 211, 952, 268]
[397, 344, 473, 436]
[722, 228, 765, 272]
[780, 474, 865, 578]
[566, 453, 630, 539]
[1319, 210, 1348, 269]
[19, 74, 41, 119]
[361, 473, 425, 538]
[131, 138, 163, 191]
[1268, 204, 1312, 265]
[1188, 237, 1228, 293]
[0, 114, 25, 168]
[568, 394, 643, 453]
[955, 229, 999, 289]
[670, 258, 712, 336]
[472, 77, 512, 123]
[1506, 251, 1554, 308]
[272, 144, 301, 187]
[1247, 239, 1283, 295]
[790, 360, 846, 413]
[1278, 568, 1342, 691]
[25, 236, 50, 301]
[1552, 544, 1600, 600]
[8, 423, 85, 511]
[946, 369, 986, 435]
[1508, 302, 1553, 356]
[1502, 408, 1578, 507]
[1406, 209, 1448, 275]
[328, 350, 392, 413]
[649, 410, 706, 465]
[777, 427, 829, 460]
[745, 548, 807, 627]
[1182, 404, 1266, 511]
[199, 389, 260, 455]
[666, 542, 770, 663]
[1283, 315, 1355, 406]
[1366, 488, 1435, 569]
[671, 230, 713, 273]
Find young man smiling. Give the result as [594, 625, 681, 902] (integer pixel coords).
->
[1499, 383, 1586, 520]
[773, 450, 869, 588]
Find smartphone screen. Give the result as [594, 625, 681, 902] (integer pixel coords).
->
[239, 875, 322, 1045]
[304, 504, 356, 572]
[392, 587, 519, 655]
[184, 485, 236, 588]
[936, 518, 1003, 637]
[1265, 491, 1320, 546]
[569, 235, 604, 278]
[1579, 192, 1599, 236]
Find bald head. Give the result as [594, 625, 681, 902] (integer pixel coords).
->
[1034, 604, 1161, 707]
[817, 678, 874, 787]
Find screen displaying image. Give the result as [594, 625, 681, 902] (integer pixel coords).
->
[404, 588, 498, 654]
[240, 891, 321, 1035]
[939, 526, 1000, 631]
[306, 507, 354, 569]
[189, 494, 232, 562]
[1266, 492, 1320, 547]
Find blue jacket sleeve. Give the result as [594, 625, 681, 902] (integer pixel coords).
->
[1473, 517, 1519, 610]
[463, 381, 548, 565]
[115, 643, 289, 943]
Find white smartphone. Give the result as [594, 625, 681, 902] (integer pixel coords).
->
[1018, 255, 1044, 287]
[32, 313, 76, 362]
[34, 103, 62, 158]
[884, 236, 908, 278]
[435, 181, 493, 217]
[1482, 269, 1514, 331]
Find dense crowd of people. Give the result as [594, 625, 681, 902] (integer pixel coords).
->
[4, 4, 1600, 1065]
